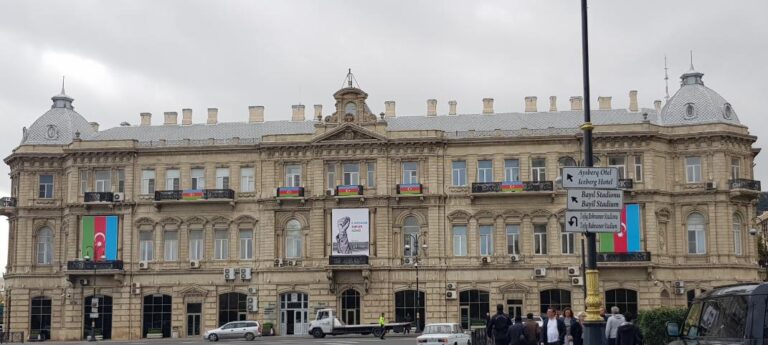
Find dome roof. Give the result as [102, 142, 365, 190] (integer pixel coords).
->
[21, 88, 95, 145]
[659, 68, 740, 126]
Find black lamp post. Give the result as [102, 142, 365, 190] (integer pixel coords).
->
[85, 255, 104, 342]
[415, 261, 419, 333]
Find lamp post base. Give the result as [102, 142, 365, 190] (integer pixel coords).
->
[583, 321, 605, 345]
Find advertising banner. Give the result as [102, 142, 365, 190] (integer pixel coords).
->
[331, 208, 370, 257]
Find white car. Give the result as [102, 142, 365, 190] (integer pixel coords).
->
[204, 321, 261, 341]
[417, 323, 471, 345]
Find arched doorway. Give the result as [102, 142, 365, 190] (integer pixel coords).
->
[30, 296, 52, 340]
[84, 295, 113, 340]
[605, 289, 638, 316]
[459, 290, 488, 330]
[340, 289, 360, 325]
[280, 292, 308, 336]
[539, 289, 571, 315]
[395, 290, 425, 331]
[218, 293, 247, 326]
[142, 294, 172, 338]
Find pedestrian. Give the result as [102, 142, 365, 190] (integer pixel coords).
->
[575, 312, 586, 345]
[405, 313, 412, 334]
[605, 306, 626, 345]
[539, 308, 565, 345]
[616, 312, 643, 345]
[378, 312, 386, 340]
[487, 304, 512, 345]
[599, 307, 609, 322]
[562, 308, 582, 345]
[507, 315, 526, 345]
[523, 313, 541, 345]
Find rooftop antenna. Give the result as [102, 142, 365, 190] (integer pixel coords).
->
[342, 68, 360, 89]
[689, 50, 694, 70]
[61, 75, 66, 95]
[664, 56, 670, 101]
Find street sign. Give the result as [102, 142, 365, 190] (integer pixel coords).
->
[562, 167, 619, 189]
[565, 211, 622, 233]
[567, 189, 623, 211]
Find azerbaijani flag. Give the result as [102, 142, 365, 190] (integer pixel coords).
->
[182, 189, 204, 200]
[278, 187, 302, 198]
[599, 204, 641, 253]
[82, 216, 119, 261]
[398, 184, 422, 195]
[501, 181, 524, 193]
[337, 185, 361, 196]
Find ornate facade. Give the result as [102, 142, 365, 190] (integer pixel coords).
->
[1, 69, 762, 341]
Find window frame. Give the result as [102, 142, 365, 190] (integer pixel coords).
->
[452, 225, 467, 257]
[730, 158, 741, 180]
[343, 162, 360, 186]
[163, 230, 179, 262]
[94, 169, 112, 193]
[533, 223, 548, 255]
[608, 156, 626, 180]
[452, 160, 467, 187]
[506, 224, 520, 255]
[141, 169, 156, 195]
[188, 229, 203, 261]
[214, 229, 229, 260]
[561, 222, 575, 255]
[36, 227, 53, 265]
[366, 162, 376, 187]
[215, 168, 230, 189]
[633, 155, 643, 182]
[733, 214, 743, 256]
[239, 229, 253, 260]
[531, 158, 546, 182]
[240, 167, 255, 192]
[687, 213, 706, 255]
[38, 174, 54, 199]
[139, 231, 154, 261]
[165, 169, 180, 191]
[504, 159, 520, 182]
[326, 163, 337, 188]
[402, 162, 419, 184]
[479, 225, 493, 256]
[285, 219, 302, 258]
[477, 160, 493, 183]
[685, 156, 702, 183]
[191, 168, 205, 190]
[403, 216, 420, 257]
[116, 169, 125, 193]
[285, 164, 302, 187]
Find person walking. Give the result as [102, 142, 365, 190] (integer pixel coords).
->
[562, 308, 582, 345]
[378, 313, 386, 340]
[605, 307, 626, 345]
[599, 307, 609, 322]
[540, 308, 565, 345]
[523, 313, 541, 345]
[487, 304, 513, 345]
[507, 315, 526, 345]
[616, 312, 644, 345]
[575, 312, 586, 345]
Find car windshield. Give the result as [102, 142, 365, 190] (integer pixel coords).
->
[423, 325, 453, 334]
[683, 296, 748, 338]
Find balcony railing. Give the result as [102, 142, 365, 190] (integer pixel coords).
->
[335, 185, 364, 196]
[471, 181, 554, 193]
[154, 189, 235, 201]
[67, 260, 124, 271]
[728, 179, 761, 191]
[84, 192, 114, 203]
[596, 252, 651, 262]
[1, 196, 17, 207]
[618, 179, 634, 190]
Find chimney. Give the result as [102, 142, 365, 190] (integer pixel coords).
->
[427, 99, 437, 116]
[140, 112, 152, 126]
[448, 100, 457, 115]
[207, 108, 218, 124]
[629, 90, 639, 112]
[598, 96, 612, 110]
[549, 96, 557, 112]
[385, 101, 396, 118]
[482, 98, 494, 114]
[525, 96, 538, 112]
[89, 122, 99, 132]
[182, 108, 192, 125]
[164, 111, 178, 125]
[654, 100, 662, 112]
[314, 104, 322, 121]
[569, 97, 583, 111]
[248, 106, 264, 123]
[292, 104, 305, 122]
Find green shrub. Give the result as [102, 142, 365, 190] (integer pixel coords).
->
[637, 307, 688, 345]
[261, 322, 273, 335]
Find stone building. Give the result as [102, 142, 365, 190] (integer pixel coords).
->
[0, 69, 762, 341]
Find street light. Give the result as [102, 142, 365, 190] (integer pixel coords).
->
[415, 261, 419, 333]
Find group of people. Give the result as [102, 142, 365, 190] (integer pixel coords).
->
[486, 304, 643, 345]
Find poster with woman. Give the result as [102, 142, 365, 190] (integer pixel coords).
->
[332, 208, 370, 257]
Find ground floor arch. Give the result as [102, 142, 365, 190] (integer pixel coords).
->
[395, 289, 425, 331]
[84, 295, 113, 340]
[605, 289, 638, 316]
[539, 289, 571, 315]
[218, 292, 247, 326]
[30, 296, 52, 340]
[280, 292, 308, 336]
[340, 289, 361, 325]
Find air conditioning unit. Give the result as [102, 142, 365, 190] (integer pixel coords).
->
[674, 281, 685, 288]
[79, 279, 90, 286]
[248, 287, 258, 294]
[325, 188, 335, 196]
[446, 291, 458, 299]
[131, 282, 141, 289]
[247, 296, 259, 312]
[288, 260, 297, 266]
[534, 268, 547, 277]
[113, 192, 125, 202]
[571, 277, 584, 286]
[481, 256, 491, 264]
[446, 283, 457, 290]
[567, 266, 580, 276]
[510, 254, 520, 262]
[132, 287, 141, 295]
[240, 267, 252, 280]
[224, 268, 237, 280]
[138, 261, 149, 270]
[403, 257, 414, 265]
[675, 287, 686, 295]
[190, 260, 201, 269]
[706, 182, 717, 190]
[274, 258, 284, 267]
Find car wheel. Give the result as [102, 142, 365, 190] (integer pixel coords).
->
[208, 333, 219, 342]
[244, 332, 255, 341]
[311, 328, 325, 338]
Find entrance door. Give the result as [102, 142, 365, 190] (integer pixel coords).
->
[280, 293, 308, 336]
[84, 295, 113, 340]
[460, 306, 470, 330]
[344, 310, 357, 325]
[507, 299, 523, 321]
[186, 303, 202, 337]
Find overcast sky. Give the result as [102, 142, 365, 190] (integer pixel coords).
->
[1, 0, 767, 272]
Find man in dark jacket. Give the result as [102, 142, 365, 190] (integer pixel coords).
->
[523, 313, 541, 345]
[539, 308, 566, 345]
[507, 315, 526, 345]
[615, 312, 643, 345]
[487, 304, 512, 345]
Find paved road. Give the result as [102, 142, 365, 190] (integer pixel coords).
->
[39, 334, 418, 345]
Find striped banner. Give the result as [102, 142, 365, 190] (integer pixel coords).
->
[82, 216, 119, 261]
[501, 181, 524, 193]
[398, 184, 422, 195]
[182, 189, 204, 200]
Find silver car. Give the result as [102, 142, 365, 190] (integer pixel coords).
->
[204, 321, 261, 341]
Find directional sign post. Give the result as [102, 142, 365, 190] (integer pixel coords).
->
[564, 167, 623, 233]
[562, 167, 620, 189]
[565, 211, 622, 232]
[567, 189, 623, 211]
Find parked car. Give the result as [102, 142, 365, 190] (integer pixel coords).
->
[666, 282, 767, 345]
[416, 323, 471, 345]
[204, 321, 261, 341]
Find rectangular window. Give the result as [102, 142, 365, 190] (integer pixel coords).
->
[239, 229, 253, 260]
[734, 222, 742, 256]
[139, 231, 154, 261]
[326, 163, 336, 188]
[479, 225, 493, 256]
[215, 168, 230, 189]
[163, 231, 178, 262]
[165, 169, 180, 191]
[634, 156, 643, 182]
[561, 223, 574, 254]
[240, 167, 255, 192]
[80, 170, 89, 194]
[731, 158, 741, 179]
[531, 158, 546, 182]
[191, 168, 205, 190]
[38, 174, 54, 199]
[453, 225, 467, 256]
[188, 230, 203, 261]
[116, 169, 125, 193]
[367, 162, 376, 187]
[477, 160, 493, 183]
[343, 162, 360, 185]
[609, 156, 626, 179]
[688, 223, 706, 254]
[504, 159, 520, 181]
[141, 170, 155, 194]
[285, 164, 302, 187]
[214, 230, 229, 260]
[534, 224, 548, 255]
[94, 170, 111, 193]
[452, 161, 467, 186]
[403, 162, 419, 184]
[685, 156, 702, 183]
[506, 224, 520, 255]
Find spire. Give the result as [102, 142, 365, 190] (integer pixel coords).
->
[61, 75, 66, 95]
[689, 50, 694, 71]
[680, 51, 704, 86]
[664, 56, 670, 101]
[51, 77, 74, 109]
[342, 68, 360, 89]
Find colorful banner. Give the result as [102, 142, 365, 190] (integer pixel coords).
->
[501, 181, 524, 193]
[82, 216, 119, 261]
[182, 189, 204, 200]
[277, 187, 303, 198]
[599, 204, 640, 253]
[398, 183, 422, 195]
[337, 185, 362, 196]
[331, 208, 370, 256]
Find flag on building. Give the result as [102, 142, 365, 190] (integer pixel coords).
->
[599, 204, 641, 253]
[182, 189, 204, 200]
[501, 181, 524, 193]
[82, 216, 119, 261]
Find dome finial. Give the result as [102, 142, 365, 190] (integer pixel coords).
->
[689, 50, 694, 71]
[51, 77, 74, 109]
[61, 75, 66, 95]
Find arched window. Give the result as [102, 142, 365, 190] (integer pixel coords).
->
[30, 296, 52, 340]
[459, 290, 489, 330]
[403, 216, 420, 257]
[218, 292, 247, 326]
[687, 213, 706, 254]
[733, 214, 743, 255]
[345, 102, 357, 115]
[142, 294, 172, 338]
[539, 289, 571, 315]
[84, 295, 113, 339]
[558, 157, 577, 182]
[604, 289, 638, 316]
[685, 103, 696, 119]
[340, 289, 361, 325]
[723, 103, 733, 119]
[37, 227, 53, 265]
[285, 219, 302, 258]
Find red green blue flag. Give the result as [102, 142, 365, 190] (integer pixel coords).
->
[501, 181, 524, 193]
[398, 184, 422, 195]
[599, 204, 640, 253]
[82, 216, 119, 261]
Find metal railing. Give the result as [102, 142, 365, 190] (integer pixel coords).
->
[471, 181, 554, 193]
[154, 189, 235, 201]
[67, 260, 124, 271]
[1, 196, 16, 207]
[0, 331, 26, 343]
[728, 179, 761, 191]
[84, 192, 114, 203]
